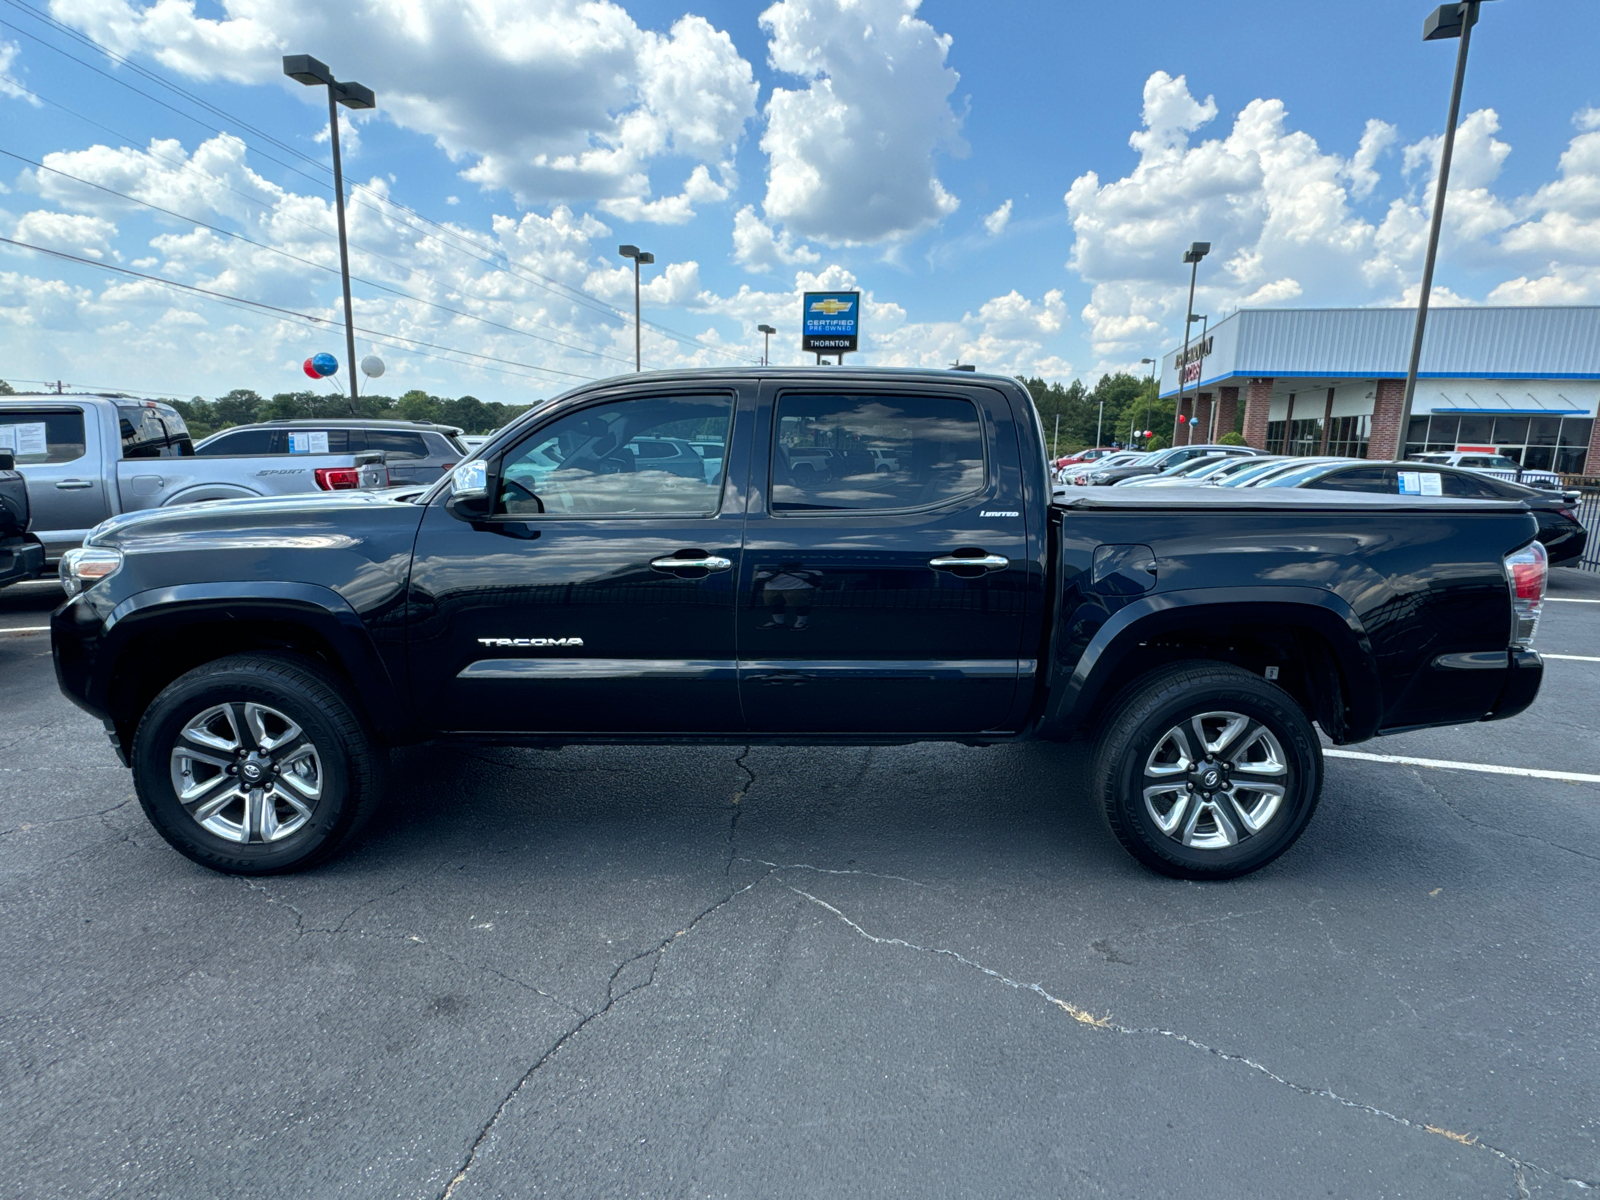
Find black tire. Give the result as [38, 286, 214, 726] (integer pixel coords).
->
[1091, 661, 1322, 880]
[131, 653, 384, 875]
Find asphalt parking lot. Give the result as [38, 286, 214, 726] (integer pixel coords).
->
[3, 571, 1598, 1199]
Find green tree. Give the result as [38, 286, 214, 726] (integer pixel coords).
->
[0, 379, 14, 395]
[394, 389, 441, 422]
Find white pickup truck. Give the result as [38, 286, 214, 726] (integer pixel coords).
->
[0, 393, 388, 562]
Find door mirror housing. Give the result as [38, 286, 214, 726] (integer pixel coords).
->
[444, 459, 494, 521]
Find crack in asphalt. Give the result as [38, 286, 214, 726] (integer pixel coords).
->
[790, 886, 1599, 1194]
[1411, 769, 1600, 868]
[439, 868, 776, 1200]
[0, 797, 133, 843]
[725, 746, 754, 876]
[736, 857, 931, 888]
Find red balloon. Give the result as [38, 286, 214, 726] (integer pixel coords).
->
[303, 357, 321, 379]
[1177, 414, 1187, 423]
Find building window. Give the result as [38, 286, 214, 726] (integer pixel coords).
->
[1265, 415, 1369, 458]
[1403, 414, 1592, 474]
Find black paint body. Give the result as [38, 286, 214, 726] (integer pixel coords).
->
[52, 369, 1544, 759]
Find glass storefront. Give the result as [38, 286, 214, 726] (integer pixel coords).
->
[1265, 414, 1370, 458]
[1403, 413, 1592, 473]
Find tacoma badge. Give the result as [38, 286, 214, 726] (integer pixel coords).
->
[477, 637, 585, 648]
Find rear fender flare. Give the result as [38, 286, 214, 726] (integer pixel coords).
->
[98, 581, 408, 741]
[1044, 586, 1381, 741]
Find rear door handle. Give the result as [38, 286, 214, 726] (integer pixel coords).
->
[929, 553, 1009, 571]
[55, 479, 94, 490]
[650, 553, 732, 573]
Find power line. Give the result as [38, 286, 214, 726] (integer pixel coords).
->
[0, 0, 761, 365]
[0, 236, 601, 384]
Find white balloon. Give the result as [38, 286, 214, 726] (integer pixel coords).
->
[360, 355, 386, 378]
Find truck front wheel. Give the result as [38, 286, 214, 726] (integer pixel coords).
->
[131, 653, 383, 874]
[1091, 662, 1323, 880]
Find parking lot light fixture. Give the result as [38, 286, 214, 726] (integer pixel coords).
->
[1397, 0, 1498, 458]
[1140, 357, 1156, 446]
[1176, 243, 1210, 444]
[758, 323, 777, 366]
[283, 55, 375, 412]
[618, 245, 654, 371]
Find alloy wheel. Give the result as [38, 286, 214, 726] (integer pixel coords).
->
[1141, 710, 1289, 850]
[169, 702, 323, 843]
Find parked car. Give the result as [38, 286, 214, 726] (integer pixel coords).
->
[197, 419, 466, 485]
[1087, 443, 1264, 486]
[1410, 451, 1564, 492]
[1139, 455, 1288, 488]
[1211, 457, 1348, 488]
[1053, 447, 1119, 470]
[0, 395, 396, 562]
[0, 450, 46, 590]
[1265, 459, 1589, 567]
[1062, 451, 1148, 487]
[55, 367, 1545, 883]
[1113, 453, 1233, 487]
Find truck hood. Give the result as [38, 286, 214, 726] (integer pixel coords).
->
[86, 488, 424, 547]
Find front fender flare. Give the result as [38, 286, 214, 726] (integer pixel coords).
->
[1042, 586, 1381, 741]
[96, 581, 409, 741]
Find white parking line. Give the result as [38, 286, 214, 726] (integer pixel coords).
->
[1544, 653, 1600, 662]
[1325, 748, 1600, 785]
[0, 625, 50, 636]
[1547, 597, 1600, 603]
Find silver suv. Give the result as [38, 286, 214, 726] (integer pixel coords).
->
[195, 419, 468, 485]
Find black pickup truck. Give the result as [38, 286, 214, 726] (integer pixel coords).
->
[0, 450, 47, 590]
[51, 368, 1548, 880]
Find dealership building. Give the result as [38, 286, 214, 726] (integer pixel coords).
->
[1158, 306, 1600, 475]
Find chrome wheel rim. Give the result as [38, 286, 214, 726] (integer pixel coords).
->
[169, 703, 323, 843]
[1142, 710, 1289, 851]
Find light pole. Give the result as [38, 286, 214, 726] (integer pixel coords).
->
[1394, 2, 1497, 459]
[618, 244, 654, 371]
[1175, 242, 1209, 444]
[284, 55, 374, 412]
[758, 323, 776, 366]
[1140, 357, 1157, 449]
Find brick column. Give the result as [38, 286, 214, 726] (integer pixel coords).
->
[1371, 378, 1406, 460]
[1584, 411, 1600, 477]
[1318, 387, 1335, 454]
[1194, 392, 1213, 444]
[1214, 386, 1239, 441]
[1241, 378, 1273, 449]
[1175, 395, 1193, 444]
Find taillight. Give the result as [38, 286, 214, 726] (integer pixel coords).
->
[440, 462, 456, 471]
[1503, 539, 1547, 648]
[316, 467, 360, 490]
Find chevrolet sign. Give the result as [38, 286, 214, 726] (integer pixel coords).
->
[802, 290, 860, 355]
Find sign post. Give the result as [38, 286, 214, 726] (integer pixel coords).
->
[802, 291, 860, 364]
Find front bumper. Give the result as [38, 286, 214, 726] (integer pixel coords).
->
[51, 591, 112, 723]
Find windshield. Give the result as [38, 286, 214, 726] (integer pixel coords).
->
[1216, 458, 1308, 487]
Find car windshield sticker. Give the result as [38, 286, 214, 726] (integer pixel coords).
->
[0, 422, 48, 457]
[1399, 471, 1422, 494]
[1419, 472, 1442, 496]
[288, 431, 329, 455]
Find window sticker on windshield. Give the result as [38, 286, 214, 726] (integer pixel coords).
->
[1419, 473, 1442, 496]
[0, 422, 47, 457]
[288, 431, 329, 455]
[1398, 471, 1422, 494]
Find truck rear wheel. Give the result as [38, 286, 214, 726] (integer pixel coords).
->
[131, 653, 383, 875]
[1091, 661, 1322, 880]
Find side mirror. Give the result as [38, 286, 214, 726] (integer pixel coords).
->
[444, 459, 494, 521]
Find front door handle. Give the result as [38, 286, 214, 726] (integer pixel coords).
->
[650, 552, 732, 573]
[929, 553, 1009, 571]
[55, 479, 94, 490]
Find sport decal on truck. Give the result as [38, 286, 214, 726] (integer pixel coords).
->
[476, 637, 585, 648]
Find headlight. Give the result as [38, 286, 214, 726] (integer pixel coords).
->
[59, 546, 123, 597]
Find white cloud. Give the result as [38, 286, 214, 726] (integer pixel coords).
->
[0, 38, 40, 105]
[730, 205, 819, 271]
[983, 200, 1012, 236]
[48, 2, 757, 211]
[1062, 72, 1600, 370]
[14, 211, 118, 259]
[598, 164, 728, 225]
[757, 0, 964, 245]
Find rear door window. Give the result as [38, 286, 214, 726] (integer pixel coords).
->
[1438, 471, 1505, 499]
[365, 430, 429, 460]
[196, 429, 279, 456]
[1305, 466, 1397, 492]
[0, 409, 87, 463]
[772, 393, 985, 512]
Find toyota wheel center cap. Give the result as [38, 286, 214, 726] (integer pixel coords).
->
[1202, 769, 1220, 789]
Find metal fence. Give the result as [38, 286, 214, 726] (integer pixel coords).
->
[1573, 482, 1600, 573]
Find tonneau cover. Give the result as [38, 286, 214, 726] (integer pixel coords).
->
[1052, 485, 1531, 513]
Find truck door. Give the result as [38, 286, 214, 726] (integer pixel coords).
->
[0, 403, 111, 559]
[407, 387, 750, 734]
[738, 383, 1030, 734]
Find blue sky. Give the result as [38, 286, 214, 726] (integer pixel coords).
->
[2, 0, 1598, 403]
